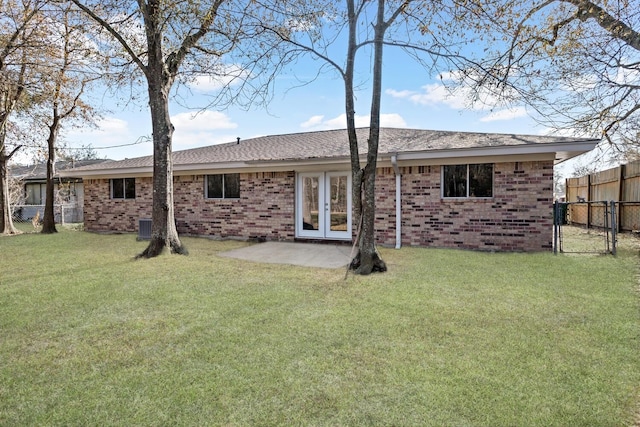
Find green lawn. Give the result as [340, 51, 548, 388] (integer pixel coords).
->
[1, 228, 639, 426]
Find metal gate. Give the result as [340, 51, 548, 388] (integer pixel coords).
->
[553, 201, 617, 255]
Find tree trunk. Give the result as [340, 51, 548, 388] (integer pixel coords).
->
[349, 0, 387, 275]
[41, 117, 60, 234]
[345, 0, 362, 233]
[134, 0, 187, 258]
[0, 136, 20, 235]
[0, 145, 19, 234]
[137, 80, 187, 258]
[349, 162, 387, 274]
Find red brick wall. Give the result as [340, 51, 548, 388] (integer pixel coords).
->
[83, 177, 152, 232]
[373, 161, 554, 251]
[83, 161, 554, 251]
[83, 172, 295, 241]
[173, 172, 295, 241]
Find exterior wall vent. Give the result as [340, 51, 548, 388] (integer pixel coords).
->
[138, 218, 152, 240]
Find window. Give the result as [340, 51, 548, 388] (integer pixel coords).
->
[25, 183, 46, 205]
[206, 174, 240, 199]
[111, 178, 136, 199]
[442, 164, 493, 198]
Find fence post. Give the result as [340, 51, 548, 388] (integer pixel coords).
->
[610, 201, 617, 256]
[553, 201, 559, 255]
[604, 201, 610, 254]
[587, 175, 591, 229]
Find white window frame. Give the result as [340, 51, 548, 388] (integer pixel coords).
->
[296, 172, 352, 240]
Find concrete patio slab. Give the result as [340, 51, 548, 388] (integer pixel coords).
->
[219, 241, 353, 269]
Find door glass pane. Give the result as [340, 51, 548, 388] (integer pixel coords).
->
[329, 175, 348, 231]
[302, 176, 319, 230]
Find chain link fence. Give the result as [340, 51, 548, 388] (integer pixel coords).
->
[554, 201, 616, 255]
[619, 202, 640, 232]
[12, 203, 83, 225]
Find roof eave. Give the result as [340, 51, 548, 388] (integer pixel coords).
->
[60, 166, 153, 178]
[392, 140, 599, 164]
[59, 139, 599, 178]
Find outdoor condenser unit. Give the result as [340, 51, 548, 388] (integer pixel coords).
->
[138, 218, 152, 241]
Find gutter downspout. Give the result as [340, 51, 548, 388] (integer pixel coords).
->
[391, 154, 401, 249]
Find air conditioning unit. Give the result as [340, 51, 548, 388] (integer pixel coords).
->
[138, 218, 152, 240]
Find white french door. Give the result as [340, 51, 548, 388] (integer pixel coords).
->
[296, 172, 352, 240]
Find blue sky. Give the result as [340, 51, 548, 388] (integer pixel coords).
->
[64, 69, 537, 156]
[59, 45, 583, 176]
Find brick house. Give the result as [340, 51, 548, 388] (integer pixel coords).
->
[9, 159, 107, 223]
[61, 128, 598, 251]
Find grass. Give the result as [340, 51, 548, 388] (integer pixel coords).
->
[1, 227, 639, 426]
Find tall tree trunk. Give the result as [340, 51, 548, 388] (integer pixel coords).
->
[0, 136, 20, 235]
[349, 0, 387, 275]
[135, 0, 187, 258]
[41, 116, 60, 234]
[345, 0, 362, 234]
[137, 80, 187, 257]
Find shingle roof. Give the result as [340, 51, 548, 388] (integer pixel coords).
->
[9, 159, 109, 179]
[63, 127, 599, 173]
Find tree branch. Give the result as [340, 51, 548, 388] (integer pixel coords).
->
[260, 24, 347, 80]
[7, 144, 22, 160]
[567, 0, 640, 52]
[166, 0, 225, 75]
[602, 100, 640, 144]
[0, 1, 44, 69]
[69, 0, 149, 77]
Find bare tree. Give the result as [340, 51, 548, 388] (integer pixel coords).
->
[0, 0, 47, 235]
[263, 0, 465, 274]
[453, 0, 639, 154]
[25, 3, 100, 234]
[69, 0, 287, 258]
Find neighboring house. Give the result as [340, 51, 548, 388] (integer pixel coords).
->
[60, 128, 598, 252]
[9, 159, 107, 223]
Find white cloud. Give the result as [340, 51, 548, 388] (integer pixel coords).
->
[95, 116, 130, 133]
[386, 70, 519, 112]
[66, 111, 238, 153]
[386, 84, 469, 110]
[189, 65, 250, 92]
[300, 115, 326, 128]
[417, 84, 469, 109]
[172, 110, 237, 131]
[323, 114, 357, 128]
[171, 110, 238, 148]
[479, 107, 528, 122]
[300, 113, 407, 130]
[386, 89, 415, 98]
[64, 116, 133, 144]
[59, 116, 152, 160]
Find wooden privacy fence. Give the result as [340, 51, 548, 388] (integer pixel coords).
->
[566, 159, 640, 232]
